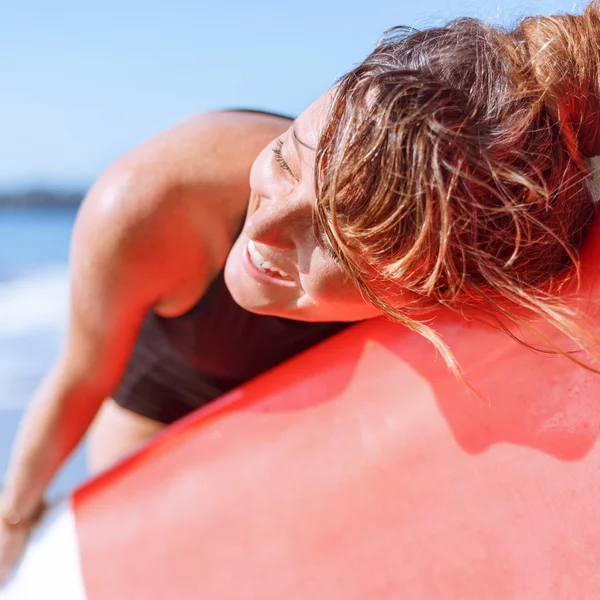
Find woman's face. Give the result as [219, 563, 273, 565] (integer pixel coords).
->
[224, 92, 381, 322]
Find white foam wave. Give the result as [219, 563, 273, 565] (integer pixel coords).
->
[0, 265, 69, 336]
[0, 266, 69, 409]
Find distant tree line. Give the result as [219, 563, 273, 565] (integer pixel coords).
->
[0, 189, 85, 208]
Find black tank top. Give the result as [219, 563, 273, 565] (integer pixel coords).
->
[113, 270, 349, 424]
[158, 270, 349, 380]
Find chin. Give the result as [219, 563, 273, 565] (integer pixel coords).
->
[224, 253, 282, 315]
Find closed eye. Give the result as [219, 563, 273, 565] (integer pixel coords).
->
[319, 235, 340, 261]
[314, 222, 340, 262]
[272, 138, 297, 180]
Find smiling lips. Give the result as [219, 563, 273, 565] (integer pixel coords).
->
[247, 239, 292, 280]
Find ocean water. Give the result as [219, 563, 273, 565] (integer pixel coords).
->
[0, 207, 86, 495]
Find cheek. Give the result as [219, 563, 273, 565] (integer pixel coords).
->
[299, 257, 365, 306]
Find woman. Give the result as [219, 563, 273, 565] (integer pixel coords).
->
[2, 2, 600, 583]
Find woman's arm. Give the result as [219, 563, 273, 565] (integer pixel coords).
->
[1, 171, 201, 515]
[0, 147, 219, 586]
[0, 164, 213, 582]
[0, 110, 290, 583]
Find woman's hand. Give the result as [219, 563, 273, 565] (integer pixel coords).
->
[0, 522, 32, 586]
[0, 498, 47, 586]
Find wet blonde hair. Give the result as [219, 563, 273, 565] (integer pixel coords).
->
[315, 3, 600, 374]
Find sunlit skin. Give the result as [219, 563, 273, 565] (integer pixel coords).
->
[225, 93, 381, 323]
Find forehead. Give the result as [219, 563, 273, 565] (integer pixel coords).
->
[295, 89, 335, 148]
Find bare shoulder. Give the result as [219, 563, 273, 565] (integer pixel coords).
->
[88, 110, 291, 222]
[112, 110, 291, 195]
[73, 111, 291, 315]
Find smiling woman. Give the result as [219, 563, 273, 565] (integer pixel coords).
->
[2, 2, 600, 586]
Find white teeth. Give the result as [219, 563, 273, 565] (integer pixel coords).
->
[251, 252, 266, 272]
[247, 240, 290, 279]
[248, 240, 266, 271]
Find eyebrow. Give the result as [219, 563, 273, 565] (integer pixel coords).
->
[284, 123, 316, 183]
[291, 124, 316, 153]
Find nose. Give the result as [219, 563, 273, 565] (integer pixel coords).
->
[245, 199, 300, 250]
[247, 142, 306, 250]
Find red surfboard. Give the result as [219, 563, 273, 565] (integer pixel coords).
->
[4, 223, 600, 600]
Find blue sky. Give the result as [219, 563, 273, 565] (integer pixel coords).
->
[0, 0, 584, 188]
